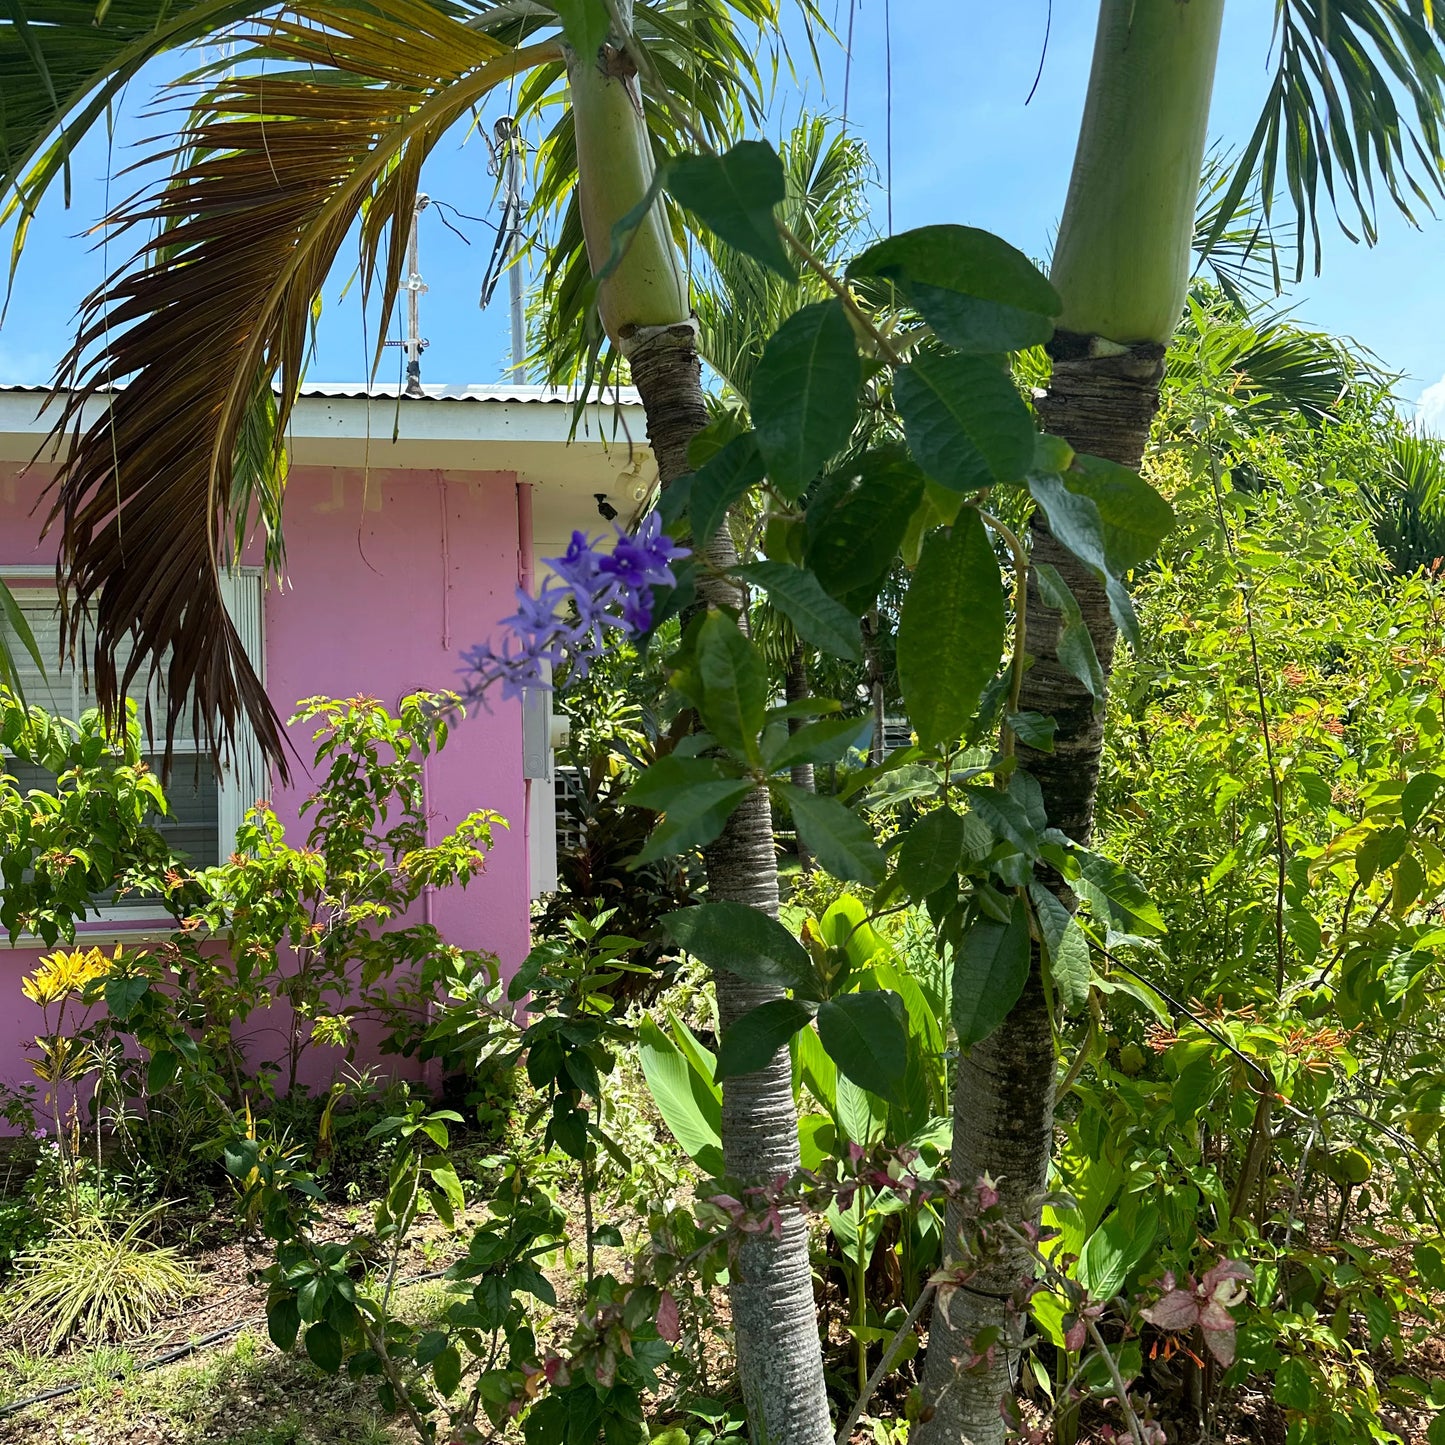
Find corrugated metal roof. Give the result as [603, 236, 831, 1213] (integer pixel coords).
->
[0, 379, 644, 406]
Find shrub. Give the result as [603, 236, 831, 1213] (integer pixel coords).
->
[7, 1202, 200, 1349]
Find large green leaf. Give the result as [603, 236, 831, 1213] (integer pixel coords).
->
[666, 141, 795, 280]
[695, 610, 767, 762]
[1076, 1202, 1160, 1301]
[638, 1017, 725, 1175]
[689, 432, 765, 546]
[896, 510, 1006, 746]
[631, 780, 753, 864]
[804, 448, 926, 612]
[736, 560, 861, 661]
[893, 351, 1037, 493]
[1034, 563, 1105, 707]
[1029, 884, 1090, 1013]
[816, 991, 909, 1106]
[662, 902, 818, 996]
[716, 998, 816, 1080]
[622, 754, 734, 811]
[780, 784, 887, 886]
[952, 897, 1031, 1051]
[848, 224, 1061, 353]
[893, 806, 966, 902]
[749, 299, 860, 499]
[1065, 456, 1174, 573]
[765, 714, 873, 774]
[1073, 851, 1167, 938]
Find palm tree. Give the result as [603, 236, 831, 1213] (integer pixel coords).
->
[1, 5, 836, 1440]
[916, 3, 1445, 1439]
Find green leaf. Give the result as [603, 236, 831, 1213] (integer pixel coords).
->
[696, 611, 767, 761]
[1073, 852, 1166, 938]
[750, 300, 860, 499]
[1065, 455, 1174, 573]
[1077, 1205, 1160, 1300]
[689, 433, 765, 545]
[716, 999, 816, 1080]
[780, 784, 887, 886]
[662, 902, 817, 995]
[104, 976, 149, 1021]
[551, 0, 611, 58]
[415, 1331, 449, 1367]
[631, 780, 754, 865]
[1403, 772, 1443, 832]
[433, 1345, 463, 1397]
[0, 580, 44, 698]
[815, 991, 909, 1106]
[1034, 563, 1105, 706]
[1006, 712, 1056, 751]
[765, 715, 873, 774]
[897, 510, 1006, 746]
[848, 224, 1061, 353]
[735, 560, 861, 661]
[667, 142, 795, 280]
[304, 1320, 343, 1374]
[1273, 1357, 1312, 1413]
[953, 898, 1031, 1050]
[638, 1018, 725, 1175]
[1030, 885, 1090, 1012]
[622, 754, 732, 811]
[147, 1049, 180, 1093]
[893, 351, 1036, 492]
[894, 806, 967, 902]
[268, 1296, 301, 1353]
[805, 448, 927, 612]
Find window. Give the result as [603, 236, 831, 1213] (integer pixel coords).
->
[0, 569, 267, 912]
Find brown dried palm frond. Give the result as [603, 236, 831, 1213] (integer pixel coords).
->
[42, 1, 557, 777]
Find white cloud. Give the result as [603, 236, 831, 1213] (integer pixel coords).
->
[1419, 374, 1445, 439]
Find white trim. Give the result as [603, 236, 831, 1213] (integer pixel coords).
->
[1, 567, 266, 942]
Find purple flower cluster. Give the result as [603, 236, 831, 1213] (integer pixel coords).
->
[460, 512, 687, 704]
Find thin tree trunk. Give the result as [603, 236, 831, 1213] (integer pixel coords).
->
[628, 323, 833, 1445]
[784, 644, 815, 873]
[915, 338, 1165, 1444]
[861, 611, 887, 768]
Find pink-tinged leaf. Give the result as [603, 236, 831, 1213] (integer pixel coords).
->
[1063, 1315, 1087, 1352]
[1141, 1290, 1200, 1331]
[1202, 1258, 1253, 1306]
[657, 1290, 681, 1344]
[1198, 1297, 1241, 1366]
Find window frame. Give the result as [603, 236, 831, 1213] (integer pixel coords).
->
[1, 565, 268, 932]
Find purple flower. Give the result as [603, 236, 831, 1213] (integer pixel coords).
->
[458, 515, 688, 707]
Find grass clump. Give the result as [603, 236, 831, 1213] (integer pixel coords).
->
[6, 1202, 200, 1350]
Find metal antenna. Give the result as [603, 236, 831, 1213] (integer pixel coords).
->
[481, 116, 528, 384]
[403, 194, 431, 397]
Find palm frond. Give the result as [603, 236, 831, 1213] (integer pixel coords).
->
[44, 1, 553, 774]
[0, 0, 276, 302]
[1192, 151, 1286, 308]
[1210, 0, 1445, 279]
[1369, 429, 1445, 570]
[1168, 297, 1376, 424]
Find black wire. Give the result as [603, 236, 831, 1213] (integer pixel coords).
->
[1025, 0, 1053, 106]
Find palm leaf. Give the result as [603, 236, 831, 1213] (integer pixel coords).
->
[44, 2, 554, 774]
[1209, 0, 1445, 279]
[0, 0, 277, 303]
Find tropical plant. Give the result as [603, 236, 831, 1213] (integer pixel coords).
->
[6, 1202, 200, 1350]
[913, 6, 1445, 1435]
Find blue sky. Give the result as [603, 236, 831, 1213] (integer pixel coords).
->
[1, 3, 1441, 430]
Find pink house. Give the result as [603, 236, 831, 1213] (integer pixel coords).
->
[0, 381, 657, 1098]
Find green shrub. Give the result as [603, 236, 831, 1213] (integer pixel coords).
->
[7, 1203, 200, 1349]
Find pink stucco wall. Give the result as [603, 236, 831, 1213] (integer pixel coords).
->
[0, 460, 533, 1107]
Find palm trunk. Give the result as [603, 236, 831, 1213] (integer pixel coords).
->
[916, 5, 1223, 1439]
[785, 644, 815, 873]
[568, 32, 831, 1444]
